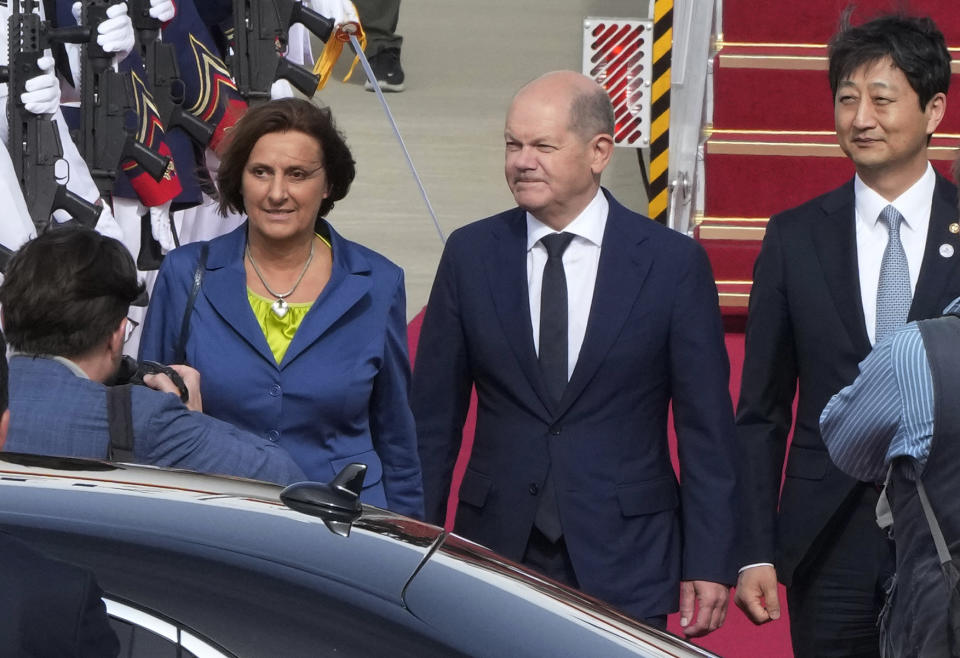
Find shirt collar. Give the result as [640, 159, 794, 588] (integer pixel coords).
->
[526, 188, 609, 251]
[854, 162, 935, 231]
[11, 352, 90, 379]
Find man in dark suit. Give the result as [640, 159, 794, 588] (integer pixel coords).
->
[734, 14, 958, 657]
[412, 71, 738, 634]
[0, 334, 121, 656]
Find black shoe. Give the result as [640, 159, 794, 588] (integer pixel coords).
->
[364, 48, 405, 92]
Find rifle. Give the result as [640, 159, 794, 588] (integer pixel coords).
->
[0, 0, 101, 231]
[127, 0, 215, 148]
[230, 0, 335, 104]
[78, 0, 171, 196]
[0, 244, 12, 273]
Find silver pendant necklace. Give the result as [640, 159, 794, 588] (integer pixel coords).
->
[246, 240, 315, 318]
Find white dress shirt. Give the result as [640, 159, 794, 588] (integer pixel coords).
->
[855, 163, 935, 345]
[527, 188, 608, 381]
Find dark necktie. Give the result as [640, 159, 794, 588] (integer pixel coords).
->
[875, 205, 911, 344]
[538, 232, 575, 402]
[534, 232, 574, 543]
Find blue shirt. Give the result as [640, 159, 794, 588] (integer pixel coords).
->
[820, 297, 960, 482]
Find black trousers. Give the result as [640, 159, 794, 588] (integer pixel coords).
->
[522, 527, 579, 589]
[351, 0, 402, 55]
[521, 528, 668, 630]
[787, 484, 895, 658]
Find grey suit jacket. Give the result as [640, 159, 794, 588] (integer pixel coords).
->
[5, 355, 306, 485]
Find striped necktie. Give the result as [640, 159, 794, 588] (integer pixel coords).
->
[875, 205, 911, 344]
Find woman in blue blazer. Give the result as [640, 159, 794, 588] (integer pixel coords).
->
[140, 99, 423, 518]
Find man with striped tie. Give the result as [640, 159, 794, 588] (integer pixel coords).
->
[734, 12, 960, 658]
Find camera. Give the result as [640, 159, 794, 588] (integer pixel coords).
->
[114, 356, 189, 403]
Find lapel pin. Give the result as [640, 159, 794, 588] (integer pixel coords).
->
[941, 243, 955, 258]
[950, 222, 960, 234]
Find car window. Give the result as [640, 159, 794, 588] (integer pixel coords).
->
[110, 618, 199, 658]
[3, 524, 465, 658]
[105, 598, 230, 658]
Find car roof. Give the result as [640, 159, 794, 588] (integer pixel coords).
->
[0, 453, 720, 658]
[0, 452, 438, 604]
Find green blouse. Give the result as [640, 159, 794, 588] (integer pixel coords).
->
[247, 233, 330, 363]
[247, 290, 313, 364]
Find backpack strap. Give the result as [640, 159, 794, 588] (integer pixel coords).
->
[174, 243, 209, 364]
[917, 478, 953, 567]
[105, 385, 135, 462]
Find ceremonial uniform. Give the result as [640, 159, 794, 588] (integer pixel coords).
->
[0, 1, 124, 253]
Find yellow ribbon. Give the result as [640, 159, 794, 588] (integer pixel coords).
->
[313, 22, 367, 91]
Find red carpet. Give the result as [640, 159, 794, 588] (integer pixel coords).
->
[705, 152, 856, 219]
[714, 66, 960, 133]
[723, 0, 960, 43]
[701, 0, 960, 323]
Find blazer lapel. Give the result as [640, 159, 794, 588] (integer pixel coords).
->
[811, 181, 872, 356]
[203, 227, 277, 366]
[558, 199, 651, 415]
[484, 211, 555, 417]
[909, 174, 960, 320]
[281, 227, 372, 368]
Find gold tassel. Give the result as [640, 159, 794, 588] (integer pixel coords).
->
[312, 23, 367, 91]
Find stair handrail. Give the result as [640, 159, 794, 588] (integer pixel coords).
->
[667, 0, 722, 235]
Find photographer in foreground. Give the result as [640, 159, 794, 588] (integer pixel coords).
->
[0, 226, 305, 485]
[0, 332, 121, 656]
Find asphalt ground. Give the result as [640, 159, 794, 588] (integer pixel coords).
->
[316, 0, 651, 319]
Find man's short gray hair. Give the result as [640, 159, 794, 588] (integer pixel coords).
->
[569, 86, 615, 140]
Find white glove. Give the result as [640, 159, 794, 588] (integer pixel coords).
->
[98, 3, 136, 60]
[51, 197, 119, 243]
[270, 79, 295, 99]
[309, 0, 360, 32]
[149, 0, 176, 23]
[72, 2, 135, 62]
[21, 56, 61, 115]
[94, 198, 125, 242]
[149, 200, 176, 252]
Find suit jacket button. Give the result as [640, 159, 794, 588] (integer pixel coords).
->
[549, 426, 561, 436]
[528, 483, 539, 495]
[269, 385, 282, 397]
[267, 430, 280, 442]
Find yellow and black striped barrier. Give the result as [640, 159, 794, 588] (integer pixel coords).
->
[648, 0, 673, 223]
